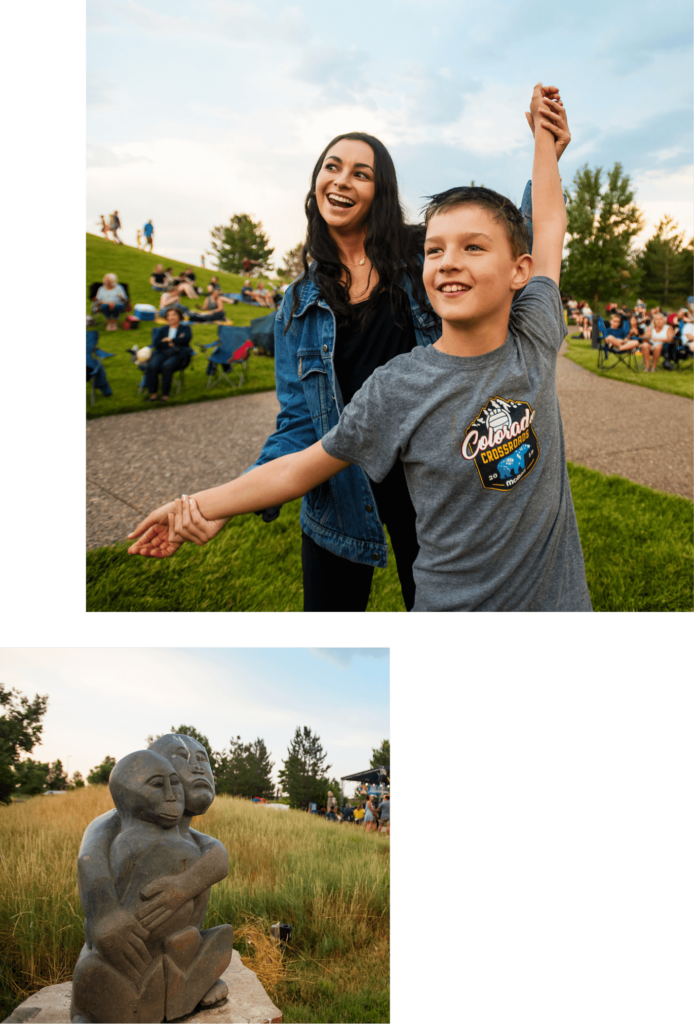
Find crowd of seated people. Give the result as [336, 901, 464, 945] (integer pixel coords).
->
[563, 295, 694, 372]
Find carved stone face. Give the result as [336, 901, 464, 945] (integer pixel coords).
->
[109, 750, 184, 828]
[148, 734, 215, 816]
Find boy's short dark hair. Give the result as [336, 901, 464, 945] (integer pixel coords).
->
[423, 185, 530, 259]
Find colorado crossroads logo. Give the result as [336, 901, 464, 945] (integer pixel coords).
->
[462, 397, 539, 491]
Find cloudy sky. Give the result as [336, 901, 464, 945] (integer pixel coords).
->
[0, 648, 389, 790]
[87, 0, 693, 267]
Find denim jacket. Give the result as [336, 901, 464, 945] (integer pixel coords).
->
[250, 181, 533, 567]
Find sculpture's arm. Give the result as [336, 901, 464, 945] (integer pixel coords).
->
[137, 832, 228, 932]
[77, 809, 153, 984]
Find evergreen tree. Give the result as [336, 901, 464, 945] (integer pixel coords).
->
[170, 725, 216, 774]
[46, 759, 69, 791]
[562, 162, 644, 306]
[637, 216, 694, 308]
[0, 683, 49, 804]
[245, 738, 275, 798]
[210, 214, 274, 274]
[278, 727, 331, 808]
[369, 740, 390, 768]
[277, 241, 310, 280]
[87, 755, 117, 786]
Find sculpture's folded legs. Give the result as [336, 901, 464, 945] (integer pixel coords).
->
[163, 924, 234, 1021]
[70, 943, 165, 1024]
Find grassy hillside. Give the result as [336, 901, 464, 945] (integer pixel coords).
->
[86, 234, 276, 419]
[0, 789, 389, 1024]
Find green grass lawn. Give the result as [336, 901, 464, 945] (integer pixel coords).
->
[86, 464, 693, 612]
[563, 330, 694, 399]
[87, 234, 277, 419]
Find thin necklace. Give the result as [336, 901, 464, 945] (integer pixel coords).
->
[343, 256, 367, 267]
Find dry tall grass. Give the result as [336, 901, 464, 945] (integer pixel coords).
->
[0, 790, 389, 1021]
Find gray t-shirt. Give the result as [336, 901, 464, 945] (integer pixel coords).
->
[322, 276, 592, 612]
[379, 800, 390, 820]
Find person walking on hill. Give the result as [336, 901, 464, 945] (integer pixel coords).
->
[144, 219, 154, 252]
[97, 215, 110, 241]
[109, 211, 123, 244]
[136, 227, 143, 250]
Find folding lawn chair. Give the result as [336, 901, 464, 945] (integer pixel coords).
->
[593, 316, 640, 373]
[86, 330, 114, 405]
[670, 334, 694, 372]
[131, 326, 195, 396]
[203, 326, 253, 388]
[248, 311, 276, 356]
[89, 281, 131, 328]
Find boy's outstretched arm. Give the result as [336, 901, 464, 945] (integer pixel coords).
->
[193, 442, 350, 519]
[529, 82, 567, 284]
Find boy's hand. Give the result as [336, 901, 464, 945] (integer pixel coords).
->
[170, 495, 230, 546]
[127, 501, 183, 558]
[525, 84, 571, 160]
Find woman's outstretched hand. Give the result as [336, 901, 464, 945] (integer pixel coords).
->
[525, 84, 571, 160]
[170, 495, 231, 546]
[127, 501, 182, 558]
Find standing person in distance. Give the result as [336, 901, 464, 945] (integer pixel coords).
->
[144, 219, 154, 252]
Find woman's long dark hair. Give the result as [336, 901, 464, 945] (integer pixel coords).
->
[287, 131, 427, 332]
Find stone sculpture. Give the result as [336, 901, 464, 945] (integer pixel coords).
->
[70, 734, 233, 1023]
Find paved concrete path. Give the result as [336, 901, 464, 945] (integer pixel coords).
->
[556, 341, 692, 500]
[87, 351, 692, 549]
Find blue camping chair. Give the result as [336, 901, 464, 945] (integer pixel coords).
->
[133, 326, 195, 396]
[87, 330, 114, 405]
[203, 326, 253, 388]
[248, 311, 276, 356]
[592, 316, 640, 373]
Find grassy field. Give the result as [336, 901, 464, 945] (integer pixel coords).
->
[563, 331, 694, 399]
[87, 234, 277, 419]
[86, 464, 693, 612]
[0, 789, 389, 1024]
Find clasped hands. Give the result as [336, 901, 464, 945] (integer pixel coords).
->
[127, 495, 229, 558]
[526, 84, 571, 158]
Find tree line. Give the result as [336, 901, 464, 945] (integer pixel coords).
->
[561, 162, 692, 309]
[1, 684, 389, 809]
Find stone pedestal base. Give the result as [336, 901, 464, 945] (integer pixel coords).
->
[3, 950, 281, 1024]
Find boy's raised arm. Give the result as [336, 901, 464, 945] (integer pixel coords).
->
[528, 82, 567, 285]
[191, 442, 349, 520]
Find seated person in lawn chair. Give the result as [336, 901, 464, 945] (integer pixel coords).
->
[601, 312, 639, 354]
[95, 273, 129, 331]
[187, 285, 228, 323]
[145, 308, 194, 401]
[640, 311, 673, 373]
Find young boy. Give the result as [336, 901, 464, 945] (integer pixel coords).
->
[128, 83, 591, 612]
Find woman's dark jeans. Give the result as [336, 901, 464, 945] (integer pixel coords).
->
[99, 303, 125, 319]
[301, 461, 419, 611]
[145, 348, 191, 396]
[187, 309, 225, 322]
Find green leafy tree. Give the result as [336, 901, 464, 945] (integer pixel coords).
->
[637, 216, 694, 308]
[0, 683, 49, 804]
[210, 214, 274, 274]
[71, 770, 85, 789]
[170, 725, 217, 774]
[562, 162, 644, 306]
[87, 755, 117, 786]
[13, 758, 51, 796]
[278, 727, 331, 809]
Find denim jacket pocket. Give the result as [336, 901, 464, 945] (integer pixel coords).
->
[298, 356, 336, 436]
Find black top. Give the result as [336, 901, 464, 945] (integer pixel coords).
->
[333, 289, 419, 540]
[333, 289, 417, 407]
[151, 272, 166, 284]
[182, 271, 196, 282]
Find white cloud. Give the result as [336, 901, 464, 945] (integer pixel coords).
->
[632, 165, 694, 246]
